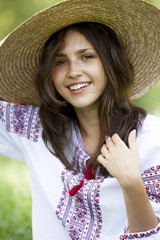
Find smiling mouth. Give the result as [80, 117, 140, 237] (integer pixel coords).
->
[69, 83, 90, 91]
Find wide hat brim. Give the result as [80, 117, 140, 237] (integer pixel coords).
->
[0, 0, 160, 106]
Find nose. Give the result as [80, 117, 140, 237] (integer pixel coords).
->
[67, 61, 83, 78]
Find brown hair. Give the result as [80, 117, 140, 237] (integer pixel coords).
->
[35, 22, 146, 174]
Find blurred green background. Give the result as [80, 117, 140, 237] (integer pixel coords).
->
[0, 0, 160, 239]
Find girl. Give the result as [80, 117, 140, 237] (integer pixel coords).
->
[0, 0, 160, 239]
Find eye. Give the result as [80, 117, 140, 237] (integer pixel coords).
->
[82, 55, 94, 61]
[55, 60, 67, 65]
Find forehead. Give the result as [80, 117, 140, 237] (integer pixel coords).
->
[59, 29, 94, 52]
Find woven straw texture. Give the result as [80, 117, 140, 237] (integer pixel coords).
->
[0, 0, 160, 106]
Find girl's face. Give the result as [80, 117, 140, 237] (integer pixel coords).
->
[52, 29, 107, 112]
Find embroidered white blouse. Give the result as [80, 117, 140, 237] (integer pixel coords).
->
[0, 100, 160, 240]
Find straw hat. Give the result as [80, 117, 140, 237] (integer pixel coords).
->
[0, 0, 159, 106]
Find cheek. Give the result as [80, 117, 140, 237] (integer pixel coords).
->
[53, 66, 67, 78]
[52, 70, 62, 88]
[52, 69, 58, 81]
[99, 64, 107, 82]
[92, 59, 106, 77]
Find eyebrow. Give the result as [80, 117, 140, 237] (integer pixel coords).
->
[56, 48, 94, 57]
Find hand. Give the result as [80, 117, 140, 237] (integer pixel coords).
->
[97, 130, 141, 189]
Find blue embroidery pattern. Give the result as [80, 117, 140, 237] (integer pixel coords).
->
[143, 166, 160, 204]
[120, 225, 160, 239]
[56, 168, 103, 240]
[0, 102, 40, 142]
[120, 166, 160, 239]
[0, 103, 4, 121]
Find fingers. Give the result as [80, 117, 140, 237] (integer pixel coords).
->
[111, 134, 125, 147]
[98, 131, 136, 165]
[106, 134, 125, 149]
[106, 130, 137, 152]
[105, 136, 114, 151]
[98, 141, 111, 165]
[128, 129, 137, 152]
[97, 154, 105, 165]
[101, 144, 109, 158]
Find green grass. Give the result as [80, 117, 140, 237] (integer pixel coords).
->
[0, 156, 32, 240]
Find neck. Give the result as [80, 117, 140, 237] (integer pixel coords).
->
[76, 106, 99, 132]
[74, 107, 100, 151]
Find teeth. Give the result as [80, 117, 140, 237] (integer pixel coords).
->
[69, 83, 89, 90]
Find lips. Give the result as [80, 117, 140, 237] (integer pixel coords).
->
[68, 82, 90, 91]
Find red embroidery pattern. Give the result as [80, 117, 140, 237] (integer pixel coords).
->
[142, 166, 160, 204]
[121, 166, 160, 239]
[69, 164, 95, 196]
[0, 102, 40, 142]
[120, 225, 160, 239]
[56, 169, 103, 240]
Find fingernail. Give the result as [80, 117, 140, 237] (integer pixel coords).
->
[131, 129, 136, 137]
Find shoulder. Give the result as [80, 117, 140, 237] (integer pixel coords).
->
[138, 114, 160, 140]
[137, 114, 160, 172]
[0, 101, 41, 142]
[0, 100, 39, 115]
[141, 114, 160, 131]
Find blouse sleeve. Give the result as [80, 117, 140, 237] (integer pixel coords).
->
[119, 114, 160, 240]
[119, 168, 160, 240]
[0, 100, 41, 161]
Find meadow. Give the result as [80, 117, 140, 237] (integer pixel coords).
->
[0, 156, 32, 240]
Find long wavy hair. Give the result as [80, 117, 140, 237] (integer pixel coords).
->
[35, 22, 146, 174]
